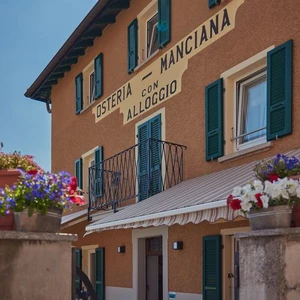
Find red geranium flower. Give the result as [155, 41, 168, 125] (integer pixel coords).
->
[227, 195, 233, 206]
[230, 199, 242, 210]
[267, 173, 279, 183]
[69, 176, 78, 192]
[227, 195, 241, 210]
[255, 193, 263, 208]
[27, 169, 38, 175]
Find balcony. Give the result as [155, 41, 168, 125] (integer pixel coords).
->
[88, 139, 187, 220]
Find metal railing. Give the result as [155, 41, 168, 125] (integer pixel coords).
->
[88, 139, 187, 220]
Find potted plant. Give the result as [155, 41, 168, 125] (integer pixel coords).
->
[0, 151, 44, 230]
[0, 151, 43, 187]
[227, 177, 300, 230]
[0, 169, 78, 232]
[253, 153, 300, 226]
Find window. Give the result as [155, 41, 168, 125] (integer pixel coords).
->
[128, 0, 171, 73]
[75, 53, 103, 114]
[236, 70, 267, 150]
[89, 72, 95, 104]
[206, 40, 293, 162]
[77, 146, 102, 199]
[147, 13, 159, 57]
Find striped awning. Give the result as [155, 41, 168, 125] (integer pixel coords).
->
[85, 148, 300, 234]
[86, 203, 244, 233]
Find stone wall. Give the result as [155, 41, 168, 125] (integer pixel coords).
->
[236, 228, 300, 300]
[0, 231, 77, 300]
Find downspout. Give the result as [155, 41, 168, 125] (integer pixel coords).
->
[46, 99, 52, 114]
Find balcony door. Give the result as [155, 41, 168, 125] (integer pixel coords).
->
[138, 114, 162, 201]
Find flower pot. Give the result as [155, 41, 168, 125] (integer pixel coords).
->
[287, 175, 300, 227]
[248, 205, 292, 230]
[14, 208, 63, 233]
[0, 212, 15, 230]
[0, 169, 20, 189]
[0, 170, 20, 231]
[291, 204, 300, 227]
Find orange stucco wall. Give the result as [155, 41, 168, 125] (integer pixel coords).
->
[52, 0, 300, 180]
[53, 0, 300, 295]
[62, 219, 249, 292]
[62, 221, 133, 288]
[168, 220, 248, 294]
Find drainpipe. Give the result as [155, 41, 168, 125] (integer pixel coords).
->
[46, 99, 52, 114]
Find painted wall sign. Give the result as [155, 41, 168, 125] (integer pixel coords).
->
[93, 0, 244, 124]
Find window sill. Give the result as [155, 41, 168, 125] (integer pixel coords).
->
[79, 101, 96, 115]
[134, 49, 160, 72]
[218, 141, 272, 163]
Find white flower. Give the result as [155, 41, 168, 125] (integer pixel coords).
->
[232, 186, 242, 197]
[260, 195, 269, 208]
[242, 190, 254, 203]
[241, 201, 252, 212]
[253, 180, 264, 193]
[272, 185, 282, 199]
[279, 178, 291, 191]
[264, 181, 273, 195]
[286, 179, 298, 196]
[242, 184, 252, 193]
[297, 186, 300, 198]
[281, 188, 289, 200]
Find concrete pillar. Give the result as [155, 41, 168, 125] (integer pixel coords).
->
[0, 230, 77, 300]
[236, 228, 300, 300]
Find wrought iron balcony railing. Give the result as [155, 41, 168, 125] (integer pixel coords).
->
[88, 139, 187, 220]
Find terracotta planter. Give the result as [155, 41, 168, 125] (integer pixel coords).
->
[288, 175, 300, 227]
[0, 169, 20, 230]
[0, 212, 15, 230]
[0, 169, 20, 189]
[14, 208, 63, 233]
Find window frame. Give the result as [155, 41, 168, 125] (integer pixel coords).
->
[146, 13, 159, 58]
[136, 0, 159, 66]
[89, 71, 95, 104]
[235, 69, 267, 151]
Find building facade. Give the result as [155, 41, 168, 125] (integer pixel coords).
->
[26, 0, 300, 299]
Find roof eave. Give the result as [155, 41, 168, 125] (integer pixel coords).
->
[25, 0, 129, 101]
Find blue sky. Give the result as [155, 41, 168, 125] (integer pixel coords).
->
[0, 0, 97, 171]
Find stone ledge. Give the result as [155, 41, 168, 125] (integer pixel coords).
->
[0, 230, 77, 242]
[235, 227, 300, 238]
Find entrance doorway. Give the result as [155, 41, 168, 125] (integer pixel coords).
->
[146, 237, 163, 300]
[221, 227, 249, 300]
[228, 237, 240, 300]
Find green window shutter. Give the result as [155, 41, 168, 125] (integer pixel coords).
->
[94, 53, 103, 100]
[75, 158, 83, 189]
[138, 122, 149, 201]
[149, 114, 162, 196]
[128, 19, 138, 74]
[138, 115, 162, 201]
[209, 0, 221, 9]
[202, 235, 222, 300]
[94, 147, 103, 197]
[75, 249, 82, 292]
[267, 39, 293, 141]
[158, 0, 171, 48]
[95, 248, 105, 300]
[75, 73, 83, 114]
[205, 78, 223, 161]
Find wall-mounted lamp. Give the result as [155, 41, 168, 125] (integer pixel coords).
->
[117, 246, 126, 253]
[172, 241, 183, 250]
